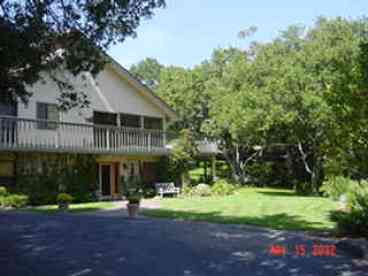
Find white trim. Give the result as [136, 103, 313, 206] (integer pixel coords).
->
[86, 73, 115, 113]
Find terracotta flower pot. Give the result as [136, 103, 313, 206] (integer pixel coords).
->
[127, 203, 140, 218]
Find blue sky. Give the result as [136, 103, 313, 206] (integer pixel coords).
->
[108, 0, 368, 69]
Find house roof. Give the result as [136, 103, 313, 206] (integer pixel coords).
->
[105, 55, 178, 121]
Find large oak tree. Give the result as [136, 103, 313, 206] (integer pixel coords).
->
[0, 0, 165, 108]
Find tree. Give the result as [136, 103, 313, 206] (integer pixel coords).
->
[204, 18, 368, 190]
[0, 0, 165, 109]
[130, 57, 164, 89]
[169, 129, 198, 185]
[156, 65, 209, 134]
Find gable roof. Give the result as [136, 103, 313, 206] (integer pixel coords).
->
[106, 56, 178, 121]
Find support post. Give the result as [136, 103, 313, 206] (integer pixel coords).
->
[211, 155, 217, 182]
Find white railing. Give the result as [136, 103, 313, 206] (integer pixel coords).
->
[0, 116, 169, 154]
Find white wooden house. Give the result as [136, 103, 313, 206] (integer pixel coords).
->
[0, 56, 177, 199]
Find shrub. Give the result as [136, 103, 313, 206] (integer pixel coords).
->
[127, 195, 141, 204]
[320, 176, 357, 200]
[192, 183, 212, 197]
[57, 193, 73, 204]
[143, 187, 156, 198]
[181, 185, 193, 197]
[1, 194, 29, 208]
[330, 185, 368, 238]
[245, 162, 274, 185]
[0, 186, 7, 197]
[16, 154, 96, 205]
[211, 179, 236, 196]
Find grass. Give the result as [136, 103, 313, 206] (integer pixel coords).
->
[23, 201, 116, 214]
[142, 187, 339, 232]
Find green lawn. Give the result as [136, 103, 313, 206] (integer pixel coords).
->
[142, 188, 339, 232]
[24, 202, 116, 214]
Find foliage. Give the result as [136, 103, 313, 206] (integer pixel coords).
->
[142, 187, 156, 198]
[124, 175, 143, 203]
[192, 184, 212, 197]
[57, 193, 73, 204]
[0, 194, 29, 208]
[245, 162, 274, 186]
[127, 195, 141, 205]
[146, 17, 368, 190]
[0, 186, 7, 197]
[181, 185, 194, 197]
[211, 179, 237, 196]
[156, 65, 211, 133]
[169, 129, 198, 184]
[0, 0, 165, 108]
[123, 175, 144, 198]
[16, 153, 96, 205]
[130, 58, 164, 89]
[330, 185, 368, 238]
[320, 176, 358, 200]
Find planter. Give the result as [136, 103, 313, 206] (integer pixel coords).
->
[127, 203, 140, 218]
[58, 202, 70, 211]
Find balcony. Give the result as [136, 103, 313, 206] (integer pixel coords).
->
[0, 116, 170, 155]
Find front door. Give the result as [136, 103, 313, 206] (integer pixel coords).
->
[101, 164, 112, 196]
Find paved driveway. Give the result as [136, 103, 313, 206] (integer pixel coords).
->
[0, 211, 367, 276]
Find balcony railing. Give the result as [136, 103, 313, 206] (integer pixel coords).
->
[0, 116, 169, 155]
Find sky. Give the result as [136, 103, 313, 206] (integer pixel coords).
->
[108, 0, 368, 69]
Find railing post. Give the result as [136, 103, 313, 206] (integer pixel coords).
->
[106, 128, 110, 150]
[56, 128, 60, 148]
[148, 132, 151, 152]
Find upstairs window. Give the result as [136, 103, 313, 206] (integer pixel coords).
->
[120, 113, 141, 128]
[93, 111, 117, 126]
[36, 102, 59, 129]
[144, 116, 163, 130]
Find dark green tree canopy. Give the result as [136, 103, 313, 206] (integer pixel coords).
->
[0, 0, 165, 108]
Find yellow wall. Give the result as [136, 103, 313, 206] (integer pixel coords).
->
[0, 153, 15, 177]
[96, 155, 160, 163]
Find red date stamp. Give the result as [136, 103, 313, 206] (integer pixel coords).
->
[269, 244, 336, 257]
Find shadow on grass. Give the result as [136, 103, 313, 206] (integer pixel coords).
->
[142, 208, 331, 232]
[255, 190, 300, 197]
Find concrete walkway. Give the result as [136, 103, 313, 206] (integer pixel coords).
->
[0, 211, 367, 276]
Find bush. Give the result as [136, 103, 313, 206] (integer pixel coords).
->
[1, 194, 29, 208]
[0, 186, 7, 197]
[143, 187, 156, 198]
[211, 179, 236, 196]
[192, 183, 212, 197]
[320, 176, 358, 200]
[294, 182, 314, 195]
[57, 193, 73, 204]
[127, 195, 141, 204]
[330, 185, 368, 238]
[181, 185, 194, 197]
[245, 162, 274, 185]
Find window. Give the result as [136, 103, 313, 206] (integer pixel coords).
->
[143, 116, 163, 130]
[120, 113, 141, 128]
[36, 102, 59, 129]
[93, 111, 117, 126]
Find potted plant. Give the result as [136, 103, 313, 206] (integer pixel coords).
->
[126, 194, 141, 218]
[57, 193, 73, 211]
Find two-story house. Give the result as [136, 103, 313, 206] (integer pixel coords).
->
[0, 56, 177, 201]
